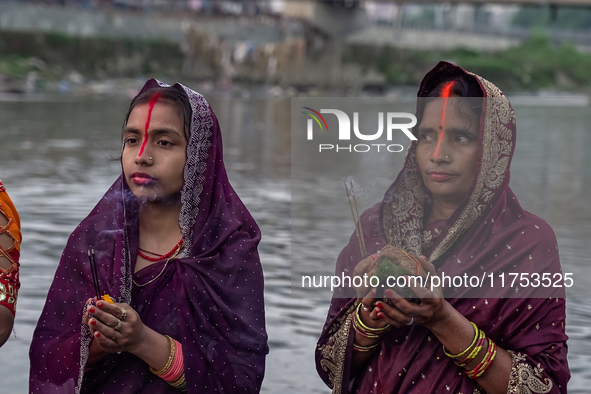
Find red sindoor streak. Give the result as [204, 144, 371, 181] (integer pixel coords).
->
[138, 92, 163, 157]
[434, 81, 455, 159]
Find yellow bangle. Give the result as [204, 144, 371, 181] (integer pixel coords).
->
[443, 322, 479, 359]
[150, 335, 176, 376]
[353, 342, 380, 352]
[456, 329, 485, 367]
[466, 339, 498, 379]
[355, 303, 391, 332]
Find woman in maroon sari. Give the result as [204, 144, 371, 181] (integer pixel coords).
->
[30, 80, 268, 393]
[316, 62, 569, 393]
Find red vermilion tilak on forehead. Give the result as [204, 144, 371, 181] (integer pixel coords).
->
[138, 92, 163, 157]
[433, 80, 455, 159]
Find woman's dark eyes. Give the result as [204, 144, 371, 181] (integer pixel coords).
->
[419, 133, 434, 142]
[419, 132, 473, 143]
[455, 134, 474, 143]
[124, 138, 174, 146]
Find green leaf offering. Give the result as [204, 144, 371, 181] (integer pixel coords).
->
[372, 257, 413, 284]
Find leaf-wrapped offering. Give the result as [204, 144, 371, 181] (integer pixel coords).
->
[370, 245, 426, 302]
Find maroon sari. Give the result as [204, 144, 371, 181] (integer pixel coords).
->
[316, 62, 569, 393]
[29, 80, 268, 393]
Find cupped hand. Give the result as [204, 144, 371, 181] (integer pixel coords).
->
[352, 253, 380, 300]
[374, 255, 453, 329]
[85, 300, 147, 354]
[357, 287, 391, 330]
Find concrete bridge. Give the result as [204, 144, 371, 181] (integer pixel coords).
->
[381, 0, 591, 4]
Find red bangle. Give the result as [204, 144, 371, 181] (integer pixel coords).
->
[465, 339, 497, 379]
[161, 340, 184, 382]
[0, 277, 17, 315]
[456, 333, 486, 367]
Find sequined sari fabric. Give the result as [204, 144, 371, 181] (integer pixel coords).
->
[0, 180, 21, 316]
[29, 80, 268, 393]
[316, 62, 569, 394]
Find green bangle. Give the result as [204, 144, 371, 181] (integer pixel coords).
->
[443, 322, 479, 359]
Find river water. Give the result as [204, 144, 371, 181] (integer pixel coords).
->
[0, 92, 589, 393]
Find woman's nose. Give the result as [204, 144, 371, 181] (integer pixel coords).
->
[135, 146, 152, 165]
[431, 138, 451, 162]
[135, 132, 152, 164]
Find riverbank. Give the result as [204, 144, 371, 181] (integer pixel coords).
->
[2, 29, 591, 95]
[345, 32, 591, 92]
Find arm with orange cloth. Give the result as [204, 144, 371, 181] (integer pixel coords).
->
[0, 180, 21, 347]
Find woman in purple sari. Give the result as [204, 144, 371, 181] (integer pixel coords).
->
[316, 62, 569, 393]
[30, 80, 268, 393]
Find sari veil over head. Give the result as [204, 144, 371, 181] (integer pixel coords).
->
[316, 62, 569, 394]
[30, 80, 268, 393]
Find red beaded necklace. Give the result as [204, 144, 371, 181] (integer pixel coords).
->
[138, 239, 183, 262]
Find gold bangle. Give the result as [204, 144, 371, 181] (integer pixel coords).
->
[170, 372, 186, 387]
[353, 342, 380, 352]
[150, 335, 176, 376]
[443, 322, 479, 359]
[355, 303, 391, 332]
[352, 313, 383, 339]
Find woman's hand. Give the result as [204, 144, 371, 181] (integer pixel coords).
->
[358, 287, 390, 330]
[0, 305, 14, 347]
[350, 257, 390, 377]
[352, 253, 380, 301]
[86, 300, 147, 355]
[374, 256, 513, 394]
[82, 299, 172, 371]
[352, 253, 391, 329]
[374, 256, 453, 329]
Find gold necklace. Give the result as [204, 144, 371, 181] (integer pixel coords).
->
[133, 244, 182, 287]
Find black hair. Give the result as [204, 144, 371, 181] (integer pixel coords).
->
[123, 86, 192, 140]
[415, 72, 483, 136]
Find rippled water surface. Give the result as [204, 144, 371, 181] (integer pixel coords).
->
[0, 94, 590, 393]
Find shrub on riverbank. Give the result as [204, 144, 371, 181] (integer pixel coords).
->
[0, 31, 183, 80]
[1, 29, 590, 92]
[344, 32, 591, 91]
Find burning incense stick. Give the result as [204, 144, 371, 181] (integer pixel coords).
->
[344, 179, 367, 259]
[87, 249, 100, 300]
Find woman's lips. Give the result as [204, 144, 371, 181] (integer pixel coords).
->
[131, 172, 156, 186]
[428, 171, 456, 182]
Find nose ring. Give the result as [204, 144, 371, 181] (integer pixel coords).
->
[149, 157, 153, 160]
[445, 155, 449, 159]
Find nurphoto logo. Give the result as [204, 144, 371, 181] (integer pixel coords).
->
[302, 107, 417, 153]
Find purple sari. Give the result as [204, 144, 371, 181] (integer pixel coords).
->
[30, 80, 268, 393]
[316, 62, 569, 393]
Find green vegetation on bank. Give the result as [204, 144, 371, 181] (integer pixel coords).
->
[344, 33, 591, 91]
[1, 29, 590, 92]
[0, 31, 183, 80]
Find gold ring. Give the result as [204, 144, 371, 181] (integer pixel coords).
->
[113, 319, 122, 331]
[119, 308, 127, 321]
[406, 317, 414, 326]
